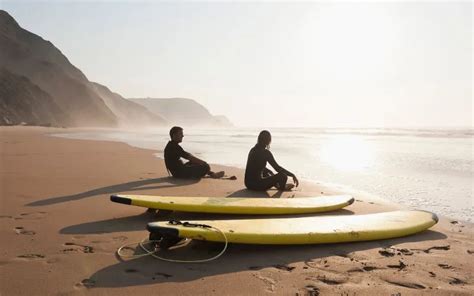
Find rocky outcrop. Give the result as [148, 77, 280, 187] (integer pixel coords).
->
[129, 98, 233, 127]
[0, 10, 169, 128]
[0, 68, 70, 126]
[91, 82, 167, 127]
[0, 10, 118, 127]
[0, 10, 230, 128]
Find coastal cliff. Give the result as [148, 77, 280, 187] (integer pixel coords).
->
[130, 97, 233, 127]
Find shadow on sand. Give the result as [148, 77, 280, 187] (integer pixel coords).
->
[27, 177, 199, 207]
[87, 229, 447, 288]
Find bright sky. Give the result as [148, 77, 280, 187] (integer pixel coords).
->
[2, 0, 472, 128]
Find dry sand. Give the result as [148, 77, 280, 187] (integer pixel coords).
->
[0, 127, 472, 295]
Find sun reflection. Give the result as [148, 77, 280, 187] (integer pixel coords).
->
[320, 136, 374, 172]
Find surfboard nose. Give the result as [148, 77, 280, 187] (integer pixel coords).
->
[110, 195, 132, 205]
[419, 210, 439, 223]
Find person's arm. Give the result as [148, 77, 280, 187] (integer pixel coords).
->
[266, 151, 294, 177]
[187, 153, 206, 165]
[266, 150, 299, 186]
[179, 147, 206, 165]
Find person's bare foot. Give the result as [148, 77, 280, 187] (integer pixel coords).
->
[210, 171, 225, 179]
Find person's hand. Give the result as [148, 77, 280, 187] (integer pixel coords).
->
[293, 176, 299, 187]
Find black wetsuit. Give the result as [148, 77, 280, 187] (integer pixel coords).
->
[164, 141, 210, 178]
[244, 144, 295, 191]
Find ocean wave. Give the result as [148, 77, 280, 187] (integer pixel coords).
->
[258, 128, 474, 139]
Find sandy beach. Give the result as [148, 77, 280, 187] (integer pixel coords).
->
[0, 126, 472, 295]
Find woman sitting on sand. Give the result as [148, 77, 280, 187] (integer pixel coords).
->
[244, 130, 299, 191]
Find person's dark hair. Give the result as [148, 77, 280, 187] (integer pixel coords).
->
[257, 130, 271, 149]
[169, 126, 183, 138]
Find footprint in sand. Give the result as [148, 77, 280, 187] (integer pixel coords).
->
[304, 259, 332, 269]
[379, 247, 414, 257]
[0, 215, 13, 219]
[17, 254, 45, 260]
[384, 279, 425, 290]
[438, 263, 453, 270]
[74, 278, 96, 289]
[61, 242, 94, 254]
[14, 227, 36, 235]
[379, 248, 396, 257]
[397, 248, 414, 256]
[273, 264, 296, 272]
[449, 277, 466, 285]
[361, 266, 379, 271]
[316, 275, 347, 285]
[348, 265, 379, 273]
[387, 260, 407, 270]
[16, 211, 47, 220]
[252, 273, 276, 292]
[413, 245, 450, 253]
[347, 267, 366, 273]
[303, 285, 320, 296]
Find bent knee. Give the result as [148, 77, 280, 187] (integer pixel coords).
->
[276, 172, 287, 181]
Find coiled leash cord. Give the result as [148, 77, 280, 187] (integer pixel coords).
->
[117, 221, 228, 263]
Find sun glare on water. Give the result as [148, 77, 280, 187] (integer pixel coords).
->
[319, 136, 375, 172]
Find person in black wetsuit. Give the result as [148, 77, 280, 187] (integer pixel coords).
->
[164, 126, 225, 179]
[245, 130, 299, 191]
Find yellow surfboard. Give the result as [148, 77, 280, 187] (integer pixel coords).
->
[110, 194, 354, 215]
[147, 210, 438, 245]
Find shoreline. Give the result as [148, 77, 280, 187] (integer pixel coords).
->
[1, 126, 472, 295]
[51, 127, 404, 207]
[50, 126, 467, 221]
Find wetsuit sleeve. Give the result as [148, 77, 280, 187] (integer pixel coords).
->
[178, 145, 191, 160]
[266, 150, 295, 177]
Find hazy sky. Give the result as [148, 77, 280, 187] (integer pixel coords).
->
[2, 1, 472, 128]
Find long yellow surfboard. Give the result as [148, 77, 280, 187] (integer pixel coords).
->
[147, 210, 438, 245]
[110, 194, 354, 215]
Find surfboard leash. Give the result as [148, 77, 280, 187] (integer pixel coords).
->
[116, 222, 228, 263]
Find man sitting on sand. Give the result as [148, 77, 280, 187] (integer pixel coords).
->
[164, 126, 225, 179]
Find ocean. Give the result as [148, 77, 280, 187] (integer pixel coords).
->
[55, 127, 473, 222]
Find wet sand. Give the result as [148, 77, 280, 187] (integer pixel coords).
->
[0, 126, 472, 295]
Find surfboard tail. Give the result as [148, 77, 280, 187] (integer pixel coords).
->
[147, 224, 182, 249]
[110, 195, 132, 205]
